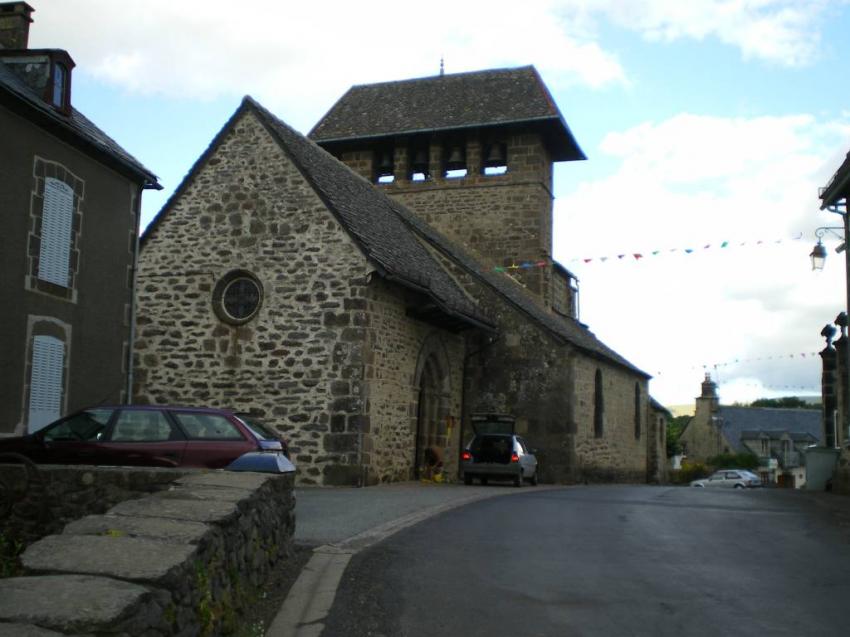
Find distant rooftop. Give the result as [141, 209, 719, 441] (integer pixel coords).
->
[718, 406, 822, 453]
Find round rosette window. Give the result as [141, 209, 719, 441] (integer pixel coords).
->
[213, 270, 263, 325]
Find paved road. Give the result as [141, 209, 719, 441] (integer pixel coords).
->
[293, 482, 531, 547]
[322, 485, 850, 637]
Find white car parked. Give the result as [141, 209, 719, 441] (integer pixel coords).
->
[691, 469, 762, 489]
[461, 413, 539, 487]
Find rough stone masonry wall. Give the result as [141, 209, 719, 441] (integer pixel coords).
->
[0, 463, 190, 547]
[361, 278, 465, 484]
[678, 400, 725, 462]
[424, 246, 649, 484]
[571, 356, 649, 483]
[134, 111, 372, 486]
[341, 132, 555, 302]
[464, 313, 577, 484]
[0, 471, 295, 636]
[428, 256, 578, 483]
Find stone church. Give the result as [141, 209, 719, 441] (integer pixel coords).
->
[135, 67, 666, 485]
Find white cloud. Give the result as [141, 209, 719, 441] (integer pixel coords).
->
[554, 112, 850, 404]
[590, 0, 835, 67]
[28, 0, 627, 127]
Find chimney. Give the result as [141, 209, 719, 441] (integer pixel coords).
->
[700, 372, 718, 399]
[0, 2, 33, 49]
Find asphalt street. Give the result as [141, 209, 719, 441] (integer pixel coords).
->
[293, 482, 530, 547]
[321, 485, 850, 637]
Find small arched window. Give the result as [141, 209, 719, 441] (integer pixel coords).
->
[634, 382, 641, 440]
[593, 369, 604, 438]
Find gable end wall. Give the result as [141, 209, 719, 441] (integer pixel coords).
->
[134, 111, 467, 485]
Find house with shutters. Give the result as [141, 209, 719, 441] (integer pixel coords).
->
[0, 2, 159, 435]
[134, 68, 666, 486]
[679, 375, 821, 487]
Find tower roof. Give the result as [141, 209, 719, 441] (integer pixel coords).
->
[309, 65, 585, 161]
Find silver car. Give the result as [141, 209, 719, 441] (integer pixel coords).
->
[461, 414, 538, 487]
[691, 469, 762, 489]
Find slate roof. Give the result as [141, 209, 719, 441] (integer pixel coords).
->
[649, 397, 671, 416]
[309, 66, 585, 162]
[383, 187, 649, 377]
[145, 97, 646, 375]
[0, 56, 159, 187]
[717, 407, 822, 453]
[144, 97, 492, 332]
[820, 149, 850, 207]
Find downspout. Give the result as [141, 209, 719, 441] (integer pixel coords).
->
[125, 184, 144, 403]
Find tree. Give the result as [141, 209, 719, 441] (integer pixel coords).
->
[707, 453, 759, 470]
[666, 415, 690, 457]
[748, 397, 820, 410]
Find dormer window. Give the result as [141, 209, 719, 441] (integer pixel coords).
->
[46, 51, 74, 114]
[0, 49, 74, 114]
[52, 62, 67, 109]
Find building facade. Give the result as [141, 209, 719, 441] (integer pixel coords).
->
[135, 69, 664, 485]
[0, 2, 158, 435]
[679, 375, 821, 487]
[817, 151, 850, 493]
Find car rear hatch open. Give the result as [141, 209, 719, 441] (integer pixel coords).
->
[469, 414, 516, 465]
[470, 413, 515, 435]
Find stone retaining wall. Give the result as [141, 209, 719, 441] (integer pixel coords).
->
[0, 470, 295, 636]
[0, 463, 192, 547]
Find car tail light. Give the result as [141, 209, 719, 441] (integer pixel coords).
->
[511, 452, 519, 463]
[461, 450, 472, 461]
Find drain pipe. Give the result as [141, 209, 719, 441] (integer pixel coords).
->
[125, 186, 143, 403]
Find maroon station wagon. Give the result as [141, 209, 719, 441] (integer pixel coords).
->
[0, 405, 290, 471]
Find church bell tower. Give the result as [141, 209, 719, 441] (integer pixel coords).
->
[310, 65, 585, 318]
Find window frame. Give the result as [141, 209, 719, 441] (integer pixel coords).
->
[212, 269, 264, 325]
[38, 177, 74, 288]
[27, 334, 65, 433]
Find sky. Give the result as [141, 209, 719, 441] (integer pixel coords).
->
[26, 0, 850, 408]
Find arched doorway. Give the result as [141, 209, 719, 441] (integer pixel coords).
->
[412, 336, 452, 479]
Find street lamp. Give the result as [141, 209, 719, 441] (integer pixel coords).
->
[810, 227, 844, 272]
[810, 239, 828, 271]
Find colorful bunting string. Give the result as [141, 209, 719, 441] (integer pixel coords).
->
[566, 233, 804, 265]
[694, 351, 819, 370]
[651, 351, 823, 378]
[493, 260, 548, 273]
[728, 382, 819, 392]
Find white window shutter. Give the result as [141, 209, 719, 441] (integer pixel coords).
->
[38, 177, 74, 287]
[28, 335, 65, 432]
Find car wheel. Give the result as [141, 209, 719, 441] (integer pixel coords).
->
[530, 469, 538, 486]
[515, 471, 523, 487]
[734, 484, 744, 489]
[480, 477, 488, 486]
[464, 474, 472, 485]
